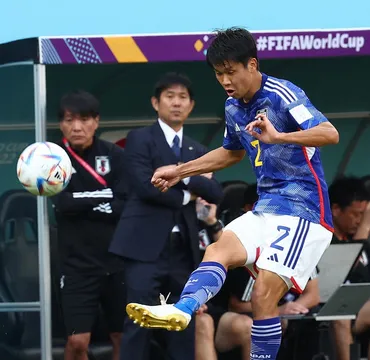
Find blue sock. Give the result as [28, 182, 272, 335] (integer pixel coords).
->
[174, 261, 226, 316]
[251, 317, 282, 360]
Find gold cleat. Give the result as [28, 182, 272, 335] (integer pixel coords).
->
[126, 303, 191, 331]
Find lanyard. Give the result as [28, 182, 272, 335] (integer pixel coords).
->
[62, 138, 107, 187]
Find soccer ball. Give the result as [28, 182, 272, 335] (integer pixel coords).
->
[17, 142, 72, 196]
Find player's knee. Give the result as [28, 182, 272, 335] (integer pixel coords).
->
[196, 313, 215, 341]
[67, 334, 90, 353]
[230, 315, 252, 341]
[204, 231, 247, 268]
[204, 242, 220, 258]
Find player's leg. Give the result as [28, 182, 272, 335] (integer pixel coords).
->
[126, 212, 263, 330]
[250, 214, 332, 360]
[61, 274, 101, 360]
[215, 312, 253, 360]
[100, 271, 126, 360]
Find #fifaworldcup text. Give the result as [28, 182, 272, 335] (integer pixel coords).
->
[256, 33, 365, 52]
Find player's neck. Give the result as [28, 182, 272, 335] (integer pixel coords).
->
[242, 72, 262, 104]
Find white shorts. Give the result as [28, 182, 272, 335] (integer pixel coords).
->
[224, 212, 332, 293]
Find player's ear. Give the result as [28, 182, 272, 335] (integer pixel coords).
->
[331, 203, 341, 217]
[248, 58, 258, 72]
[151, 96, 159, 112]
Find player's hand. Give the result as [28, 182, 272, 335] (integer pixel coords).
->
[245, 113, 282, 144]
[279, 302, 309, 315]
[151, 165, 181, 192]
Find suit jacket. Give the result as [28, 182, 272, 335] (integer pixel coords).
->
[109, 121, 223, 266]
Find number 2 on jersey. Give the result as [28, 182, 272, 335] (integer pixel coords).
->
[251, 140, 263, 167]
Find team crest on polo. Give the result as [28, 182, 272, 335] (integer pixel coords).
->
[95, 156, 111, 175]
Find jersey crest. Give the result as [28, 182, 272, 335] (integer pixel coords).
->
[95, 156, 111, 175]
[256, 108, 268, 117]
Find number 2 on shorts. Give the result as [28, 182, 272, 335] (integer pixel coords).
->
[270, 226, 290, 251]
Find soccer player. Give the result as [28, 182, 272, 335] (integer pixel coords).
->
[126, 27, 339, 360]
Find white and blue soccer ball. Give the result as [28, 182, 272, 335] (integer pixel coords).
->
[17, 142, 72, 196]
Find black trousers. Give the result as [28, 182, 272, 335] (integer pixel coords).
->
[120, 232, 195, 360]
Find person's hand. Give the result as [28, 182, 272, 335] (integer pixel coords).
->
[151, 165, 181, 192]
[197, 198, 218, 225]
[353, 201, 370, 240]
[245, 113, 282, 144]
[279, 302, 309, 315]
[196, 304, 208, 315]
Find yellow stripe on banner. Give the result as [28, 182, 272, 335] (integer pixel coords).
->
[105, 37, 148, 63]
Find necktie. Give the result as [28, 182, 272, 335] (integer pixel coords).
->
[172, 135, 181, 160]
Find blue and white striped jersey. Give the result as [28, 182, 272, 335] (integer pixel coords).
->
[223, 73, 333, 231]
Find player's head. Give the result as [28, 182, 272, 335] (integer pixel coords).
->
[151, 72, 195, 131]
[206, 27, 259, 100]
[329, 176, 370, 237]
[58, 90, 100, 150]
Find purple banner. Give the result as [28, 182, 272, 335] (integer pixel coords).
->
[40, 29, 370, 64]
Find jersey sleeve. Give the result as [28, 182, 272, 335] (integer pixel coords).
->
[286, 95, 328, 130]
[222, 107, 244, 151]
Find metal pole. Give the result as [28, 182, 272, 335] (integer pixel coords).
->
[33, 64, 52, 360]
[0, 302, 40, 312]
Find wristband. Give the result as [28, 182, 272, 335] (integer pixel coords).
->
[206, 219, 224, 234]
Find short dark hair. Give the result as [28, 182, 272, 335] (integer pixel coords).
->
[243, 183, 258, 207]
[329, 176, 370, 209]
[153, 72, 194, 101]
[58, 90, 100, 120]
[206, 27, 259, 68]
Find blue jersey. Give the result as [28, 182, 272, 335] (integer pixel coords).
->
[223, 73, 333, 231]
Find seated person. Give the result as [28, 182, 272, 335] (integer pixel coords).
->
[329, 176, 370, 360]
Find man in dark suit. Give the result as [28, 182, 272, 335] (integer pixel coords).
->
[109, 73, 223, 360]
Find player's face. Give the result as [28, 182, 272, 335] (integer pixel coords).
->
[60, 111, 99, 150]
[151, 85, 194, 131]
[332, 200, 368, 236]
[213, 59, 258, 100]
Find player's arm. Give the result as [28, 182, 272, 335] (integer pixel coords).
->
[177, 112, 246, 178]
[246, 98, 339, 147]
[184, 145, 224, 204]
[177, 147, 245, 179]
[283, 97, 339, 146]
[152, 110, 245, 192]
[277, 122, 339, 147]
[125, 130, 186, 209]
